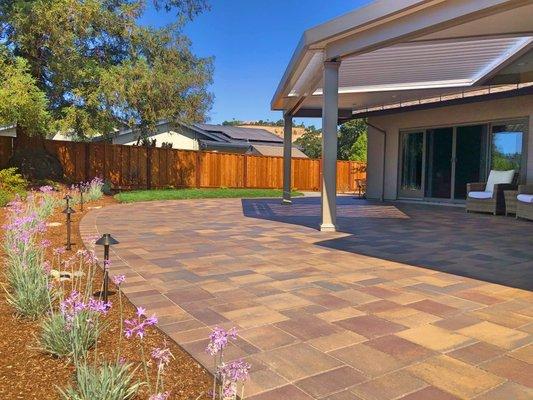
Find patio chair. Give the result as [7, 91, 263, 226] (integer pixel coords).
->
[466, 170, 518, 215]
[516, 184, 533, 221]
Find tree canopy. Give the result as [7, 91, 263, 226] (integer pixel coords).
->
[0, 50, 51, 135]
[0, 0, 213, 139]
[294, 125, 322, 159]
[294, 120, 367, 161]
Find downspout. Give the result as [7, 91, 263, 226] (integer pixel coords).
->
[364, 121, 386, 202]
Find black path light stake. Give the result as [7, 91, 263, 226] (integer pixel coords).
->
[62, 195, 75, 250]
[95, 233, 119, 303]
[79, 184, 84, 211]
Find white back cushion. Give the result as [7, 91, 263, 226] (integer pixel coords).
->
[517, 194, 533, 203]
[468, 191, 493, 199]
[485, 170, 515, 192]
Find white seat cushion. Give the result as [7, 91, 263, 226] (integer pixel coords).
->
[468, 191, 493, 199]
[485, 169, 515, 192]
[517, 194, 533, 203]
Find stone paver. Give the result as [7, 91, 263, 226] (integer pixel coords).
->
[80, 197, 533, 399]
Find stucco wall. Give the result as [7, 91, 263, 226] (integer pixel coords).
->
[117, 130, 199, 150]
[367, 94, 533, 201]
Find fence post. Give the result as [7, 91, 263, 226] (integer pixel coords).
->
[195, 150, 201, 188]
[146, 147, 152, 190]
[84, 142, 91, 182]
[243, 154, 248, 188]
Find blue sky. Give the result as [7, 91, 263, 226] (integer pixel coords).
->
[140, 0, 371, 125]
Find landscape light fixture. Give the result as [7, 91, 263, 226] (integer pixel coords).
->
[62, 195, 75, 250]
[95, 233, 119, 303]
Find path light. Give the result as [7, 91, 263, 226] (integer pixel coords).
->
[62, 195, 75, 250]
[79, 184, 84, 211]
[95, 233, 119, 303]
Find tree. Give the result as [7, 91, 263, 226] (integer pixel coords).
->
[0, 50, 51, 136]
[350, 132, 367, 162]
[295, 126, 322, 159]
[0, 0, 212, 139]
[99, 24, 213, 138]
[337, 119, 367, 160]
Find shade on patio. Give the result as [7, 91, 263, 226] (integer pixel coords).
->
[272, 0, 533, 231]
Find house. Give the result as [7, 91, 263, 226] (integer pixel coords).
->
[105, 120, 308, 158]
[0, 125, 16, 138]
[272, 0, 533, 231]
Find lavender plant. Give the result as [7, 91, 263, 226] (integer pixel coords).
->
[58, 360, 142, 400]
[83, 177, 104, 202]
[2, 197, 53, 318]
[40, 290, 110, 359]
[206, 326, 251, 400]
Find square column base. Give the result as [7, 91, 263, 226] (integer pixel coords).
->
[320, 223, 337, 232]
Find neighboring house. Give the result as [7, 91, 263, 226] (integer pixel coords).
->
[0, 125, 16, 138]
[238, 125, 306, 142]
[272, 0, 533, 231]
[103, 120, 308, 158]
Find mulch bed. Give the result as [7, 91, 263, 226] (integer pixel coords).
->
[0, 194, 212, 399]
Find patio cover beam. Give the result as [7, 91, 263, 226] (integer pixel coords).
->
[282, 114, 292, 205]
[320, 60, 341, 232]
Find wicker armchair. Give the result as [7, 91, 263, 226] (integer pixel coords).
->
[466, 173, 519, 215]
[516, 184, 533, 221]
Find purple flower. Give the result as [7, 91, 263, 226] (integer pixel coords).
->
[43, 260, 52, 274]
[206, 326, 238, 356]
[103, 259, 111, 270]
[149, 392, 170, 400]
[124, 308, 158, 339]
[151, 347, 173, 368]
[53, 247, 66, 256]
[218, 359, 251, 399]
[111, 274, 126, 286]
[39, 185, 54, 193]
[220, 359, 251, 382]
[88, 298, 111, 313]
[40, 239, 52, 248]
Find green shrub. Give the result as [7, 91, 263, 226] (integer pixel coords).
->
[4, 247, 51, 319]
[40, 309, 104, 359]
[0, 167, 28, 195]
[58, 361, 142, 400]
[0, 188, 12, 207]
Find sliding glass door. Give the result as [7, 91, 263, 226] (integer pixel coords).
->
[399, 132, 424, 198]
[454, 125, 487, 199]
[399, 124, 493, 201]
[425, 128, 453, 199]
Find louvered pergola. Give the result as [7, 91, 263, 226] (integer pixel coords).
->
[272, 0, 533, 231]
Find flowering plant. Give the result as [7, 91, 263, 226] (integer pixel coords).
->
[206, 326, 250, 399]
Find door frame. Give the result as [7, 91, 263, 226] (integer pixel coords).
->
[398, 130, 425, 199]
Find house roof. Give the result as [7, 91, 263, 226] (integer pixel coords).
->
[272, 0, 533, 120]
[195, 124, 283, 144]
[252, 143, 308, 158]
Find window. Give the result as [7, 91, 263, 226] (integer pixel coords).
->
[400, 132, 423, 191]
[490, 121, 526, 172]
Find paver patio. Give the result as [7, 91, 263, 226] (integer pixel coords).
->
[81, 197, 533, 400]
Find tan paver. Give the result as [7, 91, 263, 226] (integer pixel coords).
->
[81, 198, 533, 400]
[458, 321, 530, 350]
[407, 355, 504, 398]
[397, 324, 473, 352]
[351, 370, 426, 400]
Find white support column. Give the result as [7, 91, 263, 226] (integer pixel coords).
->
[282, 114, 293, 204]
[320, 60, 340, 232]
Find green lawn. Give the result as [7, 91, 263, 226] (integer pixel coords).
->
[115, 188, 304, 203]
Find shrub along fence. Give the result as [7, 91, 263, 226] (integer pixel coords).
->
[0, 137, 366, 192]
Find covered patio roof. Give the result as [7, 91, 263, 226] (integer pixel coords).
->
[273, 0, 533, 232]
[272, 0, 533, 119]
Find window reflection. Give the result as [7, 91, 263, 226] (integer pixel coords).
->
[491, 122, 525, 171]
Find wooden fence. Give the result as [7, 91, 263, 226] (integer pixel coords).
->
[0, 138, 366, 192]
